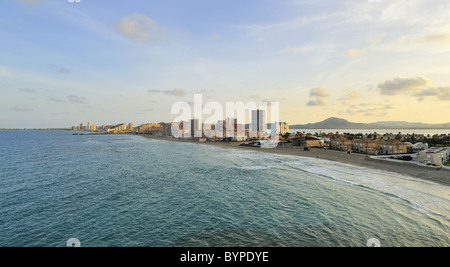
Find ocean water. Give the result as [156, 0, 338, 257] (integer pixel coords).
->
[0, 130, 449, 247]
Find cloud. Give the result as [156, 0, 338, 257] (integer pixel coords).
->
[378, 76, 430, 95]
[307, 87, 329, 106]
[306, 98, 328, 106]
[421, 32, 450, 44]
[278, 45, 317, 54]
[148, 88, 188, 96]
[346, 48, 363, 58]
[18, 88, 36, 93]
[390, 32, 450, 51]
[415, 87, 450, 101]
[0, 65, 13, 78]
[10, 106, 33, 112]
[49, 64, 71, 75]
[338, 103, 393, 117]
[341, 91, 362, 100]
[115, 13, 167, 43]
[210, 33, 221, 41]
[340, 91, 363, 105]
[162, 89, 185, 97]
[48, 96, 66, 103]
[310, 87, 329, 97]
[248, 94, 261, 100]
[68, 95, 88, 104]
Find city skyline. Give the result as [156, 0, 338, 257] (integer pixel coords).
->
[1, 0, 450, 128]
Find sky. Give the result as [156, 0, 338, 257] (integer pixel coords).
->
[1, 0, 450, 128]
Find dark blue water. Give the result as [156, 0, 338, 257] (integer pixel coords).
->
[0, 130, 449, 247]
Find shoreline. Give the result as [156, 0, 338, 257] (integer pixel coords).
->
[137, 134, 450, 187]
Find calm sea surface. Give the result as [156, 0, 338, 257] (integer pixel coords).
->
[0, 130, 449, 247]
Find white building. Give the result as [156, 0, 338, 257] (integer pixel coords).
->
[417, 147, 449, 167]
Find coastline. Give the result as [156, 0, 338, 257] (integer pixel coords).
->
[137, 134, 450, 187]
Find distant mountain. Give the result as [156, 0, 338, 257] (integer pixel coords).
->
[290, 117, 450, 129]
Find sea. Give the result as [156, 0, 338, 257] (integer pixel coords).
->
[0, 130, 449, 247]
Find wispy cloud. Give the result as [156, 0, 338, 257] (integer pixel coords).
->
[49, 64, 71, 75]
[18, 88, 36, 93]
[162, 89, 185, 97]
[345, 48, 363, 58]
[10, 106, 33, 112]
[277, 44, 321, 55]
[0, 65, 13, 78]
[338, 103, 393, 117]
[147, 88, 186, 96]
[48, 96, 66, 103]
[340, 91, 362, 105]
[241, 12, 342, 34]
[421, 32, 450, 44]
[415, 87, 450, 101]
[115, 13, 167, 44]
[67, 95, 88, 104]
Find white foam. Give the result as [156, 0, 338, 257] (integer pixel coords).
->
[293, 158, 450, 218]
[223, 147, 450, 219]
[242, 165, 274, 170]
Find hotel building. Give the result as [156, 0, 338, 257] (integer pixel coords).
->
[251, 109, 266, 138]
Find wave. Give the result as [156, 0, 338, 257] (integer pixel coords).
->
[242, 165, 274, 170]
[286, 160, 450, 219]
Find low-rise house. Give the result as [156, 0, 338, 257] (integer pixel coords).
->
[417, 148, 449, 167]
[291, 137, 323, 148]
[352, 139, 383, 154]
[330, 137, 353, 151]
[380, 140, 408, 155]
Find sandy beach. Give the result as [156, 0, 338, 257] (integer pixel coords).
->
[138, 134, 450, 187]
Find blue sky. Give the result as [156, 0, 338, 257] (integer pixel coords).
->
[1, 0, 450, 128]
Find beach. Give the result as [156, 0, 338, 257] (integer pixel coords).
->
[139, 134, 450, 187]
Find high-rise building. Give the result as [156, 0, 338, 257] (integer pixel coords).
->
[225, 117, 237, 138]
[190, 119, 201, 138]
[128, 123, 133, 131]
[88, 122, 93, 131]
[215, 120, 225, 139]
[272, 122, 289, 135]
[251, 110, 266, 136]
